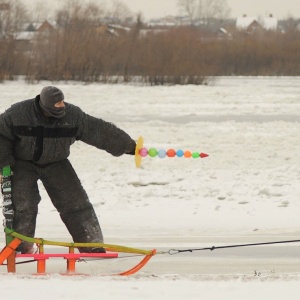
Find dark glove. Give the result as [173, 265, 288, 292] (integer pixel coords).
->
[125, 140, 136, 155]
[126, 148, 136, 155]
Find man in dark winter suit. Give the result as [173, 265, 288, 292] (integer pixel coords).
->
[0, 86, 136, 253]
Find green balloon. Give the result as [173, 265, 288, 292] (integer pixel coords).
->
[192, 152, 199, 158]
[148, 148, 158, 157]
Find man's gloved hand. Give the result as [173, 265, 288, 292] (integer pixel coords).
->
[126, 149, 136, 155]
[125, 140, 137, 155]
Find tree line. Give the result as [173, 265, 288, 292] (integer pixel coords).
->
[0, 1, 300, 84]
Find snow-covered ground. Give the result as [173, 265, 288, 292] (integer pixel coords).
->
[0, 77, 300, 299]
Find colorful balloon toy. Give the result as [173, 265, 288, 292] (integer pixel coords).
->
[135, 136, 209, 168]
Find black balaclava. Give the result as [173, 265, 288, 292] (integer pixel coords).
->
[39, 86, 66, 118]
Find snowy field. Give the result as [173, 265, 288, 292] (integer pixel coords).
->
[0, 77, 300, 299]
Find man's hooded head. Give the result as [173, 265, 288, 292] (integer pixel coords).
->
[39, 86, 66, 118]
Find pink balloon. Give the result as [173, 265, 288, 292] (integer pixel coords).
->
[139, 148, 148, 157]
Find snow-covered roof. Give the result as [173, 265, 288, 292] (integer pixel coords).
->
[262, 17, 278, 30]
[219, 27, 228, 34]
[147, 15, 178, 27]
[236, 16, 257, 30]
[108, 24, 131, 32]
[23, 20, 56, 32]
[236, 15, 278, 31]
[139, 28, 168, 36]
[15, 31, 36, 40]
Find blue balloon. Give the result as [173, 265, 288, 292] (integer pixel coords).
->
[157, 149, 166, 158]
[176, 150, 184, 157]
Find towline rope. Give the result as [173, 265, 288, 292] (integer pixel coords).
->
[1, 228, 157, 276]
[4, 228, 152, 255]
[167, 239, 300, 255]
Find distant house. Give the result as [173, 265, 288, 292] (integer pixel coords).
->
[14, 20, 55, 52]
[217, 27, 232, 40]
[36, 20, 55, 32]
[24, 20, 55, 32]
[148, 16, 178, 28]
[236, 14, 278, 33]
[236, 15, 263, 34]
[14, 31, 36, 52]
[262, 15, 278, 31]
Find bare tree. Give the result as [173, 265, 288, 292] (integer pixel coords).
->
[177, 0, 197, 24]
[56, 0, 105, 29]
[0, 0, 28, 80]
[108, 0, 132, 23]
[31, 1, 51, 23]
[0, 0, 28, 37]
[199, 0, 230, 20]
[178, 0, 230, 24]
[123, 13, 142, 82]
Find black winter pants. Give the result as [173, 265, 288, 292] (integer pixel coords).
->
[12, 159, 103, 253]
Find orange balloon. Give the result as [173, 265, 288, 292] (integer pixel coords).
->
[166, 149, 176, 157]
[184, 150, 192, 158]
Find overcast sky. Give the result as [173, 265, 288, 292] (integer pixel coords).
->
[31, 0, 300, 20]
[120, 0, 300, 19]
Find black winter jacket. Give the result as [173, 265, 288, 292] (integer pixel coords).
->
[0, 96, 136, 168]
